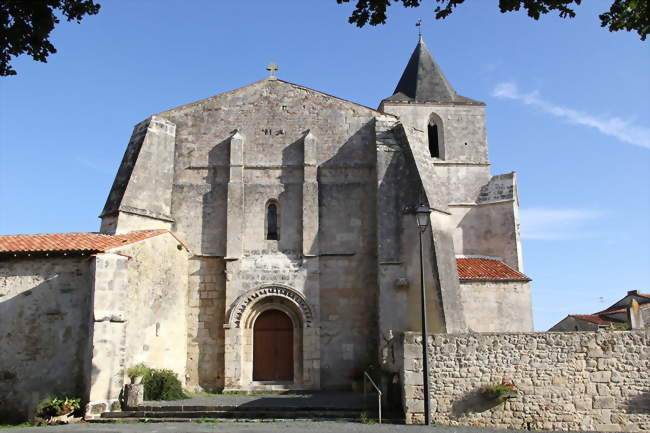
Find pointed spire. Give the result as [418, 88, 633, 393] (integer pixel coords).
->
[385, 38, 480, 104]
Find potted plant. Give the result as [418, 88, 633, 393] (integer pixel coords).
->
[35, 396, 81, 424]
[480, 381, 517, 401]
[126, 363, 149, 384]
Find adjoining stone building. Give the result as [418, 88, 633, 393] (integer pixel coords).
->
[0, 38, 532, 417]
[549, 290, 650, 331]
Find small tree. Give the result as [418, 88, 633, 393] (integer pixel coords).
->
[336, 0, 649, 40]
[1, 0, 101, 76]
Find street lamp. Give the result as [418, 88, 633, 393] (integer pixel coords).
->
[415, 203, 432, 426]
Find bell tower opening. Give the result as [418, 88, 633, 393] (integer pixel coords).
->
[428, 121, 439, 158]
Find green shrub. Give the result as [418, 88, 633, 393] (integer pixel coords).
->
[142, 369, 187, 401]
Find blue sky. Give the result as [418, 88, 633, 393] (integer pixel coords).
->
[0, 1, 648, 331]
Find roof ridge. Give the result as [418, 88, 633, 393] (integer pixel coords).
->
[156, 78, 395, 118]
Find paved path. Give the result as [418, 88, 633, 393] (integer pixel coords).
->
[5, 420, 578, 433]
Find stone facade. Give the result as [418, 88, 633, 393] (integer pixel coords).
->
[400, 331, 650, 431]
[92, 38, 532, 393]
[1, 37, 536, 418]
[0, 257, 93, 421]
[0, 232, 190, 418]
[87, 233, 189, 414]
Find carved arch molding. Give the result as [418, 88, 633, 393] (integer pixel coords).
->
[227, 285, 313, 329]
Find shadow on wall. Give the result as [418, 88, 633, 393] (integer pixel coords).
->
[279, 135, 304, 255]
[0, 266, 92, 422]
[450, 390, 504, 418]
[627, 391, 650, 414]
[203, 136, 230, 256]
[316, 120, 380, 388]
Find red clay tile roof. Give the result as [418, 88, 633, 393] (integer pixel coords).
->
[570, 314, 620, 326]
[456, 257, 531, 281]
[0, 230, 167, 254]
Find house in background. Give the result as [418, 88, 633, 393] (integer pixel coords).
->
[549, 290, 650, 331]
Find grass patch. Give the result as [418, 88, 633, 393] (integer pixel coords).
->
[359, 411, 377, 424]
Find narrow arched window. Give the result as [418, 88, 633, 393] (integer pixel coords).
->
[428, 122, 440, 158]
[266, 202, 279, 240]
[427, 113, 444, 159]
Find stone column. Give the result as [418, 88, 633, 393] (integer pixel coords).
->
[302, 131, 319, 257]
[375, 117, 410, 356]
[226, 131, 245, 259]
[86, 253, 129, 417]
[302, 131, 321, 389]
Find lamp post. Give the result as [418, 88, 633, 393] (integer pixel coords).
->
[415, 203, 432, 426]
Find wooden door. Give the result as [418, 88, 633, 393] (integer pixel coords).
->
[253, 309, 294, 381]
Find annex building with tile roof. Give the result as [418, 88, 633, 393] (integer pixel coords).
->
[0, 37, 532, 418]
[548, 290, 650, 331]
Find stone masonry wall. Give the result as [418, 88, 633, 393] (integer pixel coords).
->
[401, 330, 649, 431]
[0, 256, 93, 421]
[186, 256, 226, 392]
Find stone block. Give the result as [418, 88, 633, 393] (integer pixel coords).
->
[575, 398, 592, 411]
[405, 400, 424, 412]
[123, 384, 143, 409]
[405, 385, 423, 400]
[593, 396, 616, 409]
[404, 371, 424, 386]
[404, 343, 423, 360]
[591, 371, 612, 383]
[595, 424, 622, 432]
[597, 383, 611, 396]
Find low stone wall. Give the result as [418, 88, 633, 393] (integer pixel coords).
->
[401, 330, 649, 431]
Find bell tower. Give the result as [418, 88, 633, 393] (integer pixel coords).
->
[379, 36, 491, 206]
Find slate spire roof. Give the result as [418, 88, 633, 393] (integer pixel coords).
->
[385, 36, 482, 105]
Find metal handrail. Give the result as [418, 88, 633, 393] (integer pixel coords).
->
[363, 371, 382, 424]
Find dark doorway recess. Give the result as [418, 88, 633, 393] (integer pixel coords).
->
[253, 309, 293, 381]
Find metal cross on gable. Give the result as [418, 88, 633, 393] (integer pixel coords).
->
[266, 62, 279, 79]
[416, 19, 422, 37]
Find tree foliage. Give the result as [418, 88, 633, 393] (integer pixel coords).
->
[0, 0, 101, 76]
[336, 0, 649, 40]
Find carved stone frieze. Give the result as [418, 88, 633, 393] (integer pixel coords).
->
[227, 285, 313, 328]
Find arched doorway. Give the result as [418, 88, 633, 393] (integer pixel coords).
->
[253, 309, 294, 381]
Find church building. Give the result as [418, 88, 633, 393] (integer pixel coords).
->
[0, 38, 532, 417]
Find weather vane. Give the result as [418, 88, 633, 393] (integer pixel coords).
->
[266, 62, 279, 80]
[416, 19, 422, 38]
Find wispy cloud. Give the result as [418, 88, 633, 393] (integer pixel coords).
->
[519, 207, 605, 240]
[493, 82, 650, 149]
[74, 156, 112, 175]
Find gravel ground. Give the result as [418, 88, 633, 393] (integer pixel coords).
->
[3, 421, 584, 433]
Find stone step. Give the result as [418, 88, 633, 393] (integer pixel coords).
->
[101, 409, 370, 419]
[131, 404, 367, 412]
[91, 417, 371, 424]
